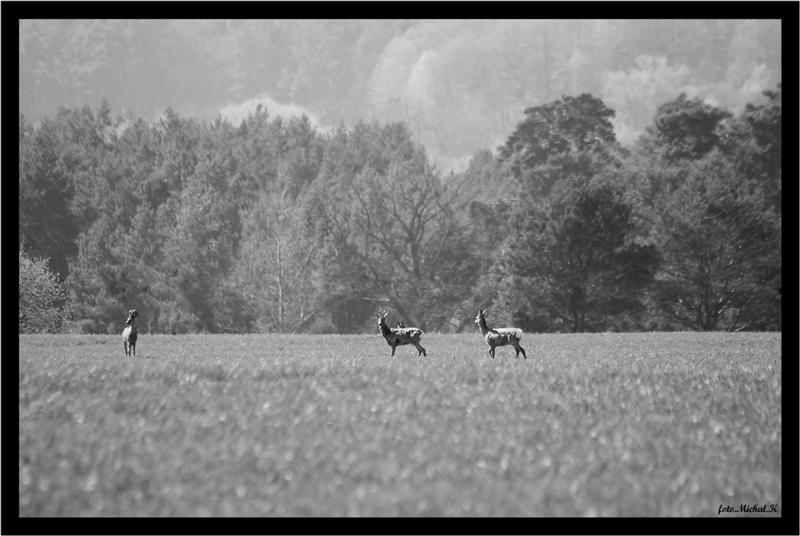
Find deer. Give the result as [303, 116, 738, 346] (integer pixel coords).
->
[122, 309, 138, 357]
[376, 310, 426, 357]
[474, 308, 526, 359]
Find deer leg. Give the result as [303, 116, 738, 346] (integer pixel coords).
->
[391, 344, 397, 357]
[415, 343, 426, 357]
[488, 345, 495, 359]
[132, 343, 136, 357]
[124, 342, 128, 357]
[510, 340, 525, 359]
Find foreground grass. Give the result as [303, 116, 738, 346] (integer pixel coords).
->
[19, 332, 781, 516]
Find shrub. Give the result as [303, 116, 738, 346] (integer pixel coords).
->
[19, 250, 67, 333]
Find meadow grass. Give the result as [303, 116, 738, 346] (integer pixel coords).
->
[19, 332, 781, 516]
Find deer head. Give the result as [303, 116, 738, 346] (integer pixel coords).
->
[126, 309, 138, 325]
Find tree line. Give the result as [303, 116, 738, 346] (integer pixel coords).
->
[19, 87, 781, 334]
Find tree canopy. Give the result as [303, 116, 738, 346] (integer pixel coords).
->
[18, 87, 781, 333]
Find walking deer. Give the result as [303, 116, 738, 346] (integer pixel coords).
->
[377, 311, 426, 357]
[122, 309, 138, 357]
[474, 308, 526, 359]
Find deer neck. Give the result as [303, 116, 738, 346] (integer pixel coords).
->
[378, 320, 392, 337]
[477, 317, 490, 336]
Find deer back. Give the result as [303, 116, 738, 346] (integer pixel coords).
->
[389, 326, 424, 343]
[485, 327, 522, 345]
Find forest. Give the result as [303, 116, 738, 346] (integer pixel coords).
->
[19, 87, 781, 334]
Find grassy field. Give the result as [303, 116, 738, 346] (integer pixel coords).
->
[19, 332, 781, 517]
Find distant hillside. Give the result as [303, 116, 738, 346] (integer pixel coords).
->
[20, 19, 781, 170]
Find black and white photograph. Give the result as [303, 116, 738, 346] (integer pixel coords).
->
[14, 13, 790, 525]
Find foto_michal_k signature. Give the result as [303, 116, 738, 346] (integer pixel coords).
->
[718, 503, 780, 514]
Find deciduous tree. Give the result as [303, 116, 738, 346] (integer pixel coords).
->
[650, 151, 780, 331]
[19, 250, 68, 333]
[502, 184, 659, 332]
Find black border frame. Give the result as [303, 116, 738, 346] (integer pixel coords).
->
[5, 3, 798, 535]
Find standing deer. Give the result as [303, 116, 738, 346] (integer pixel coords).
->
[474, 308, 526, 359]
[122, 309, 138, 357]
[377, 310, 427, 357]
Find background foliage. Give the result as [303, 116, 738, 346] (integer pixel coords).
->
[19, 251, 68, 333]
[19, 20, 781, 172]
[18, 86, 781, 334]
